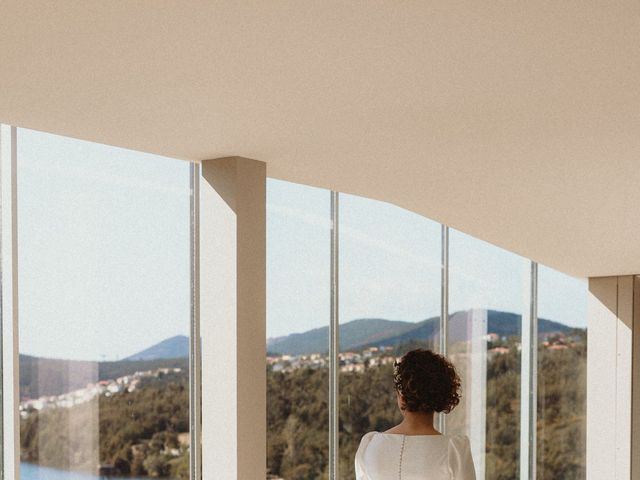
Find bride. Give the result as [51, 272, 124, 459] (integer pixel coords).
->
[355, 349, 476, 480]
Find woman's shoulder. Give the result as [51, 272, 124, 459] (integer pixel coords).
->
[358, 431, 379, 445]
[355, 432, 379, 464]
[446, 434, 472, 449]
[356, 432, 381, 452]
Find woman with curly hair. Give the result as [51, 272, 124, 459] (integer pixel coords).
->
[355, 349, 476, 479]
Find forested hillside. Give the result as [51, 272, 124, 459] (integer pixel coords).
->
[20, 370, 190, 479]
[20, 326, 586, 479]
[267, 332, 587, 480]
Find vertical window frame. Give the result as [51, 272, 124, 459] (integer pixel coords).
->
[190, 161, 202, 480]
[520, 262, 538, 480]
[0, 124, 19, 480]
[328, 191, 340, 480]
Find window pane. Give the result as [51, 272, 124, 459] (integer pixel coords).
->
[266, 179, 331, 480]
[18, 129, 191, 479]
[448, 229, 527, 480]
[537, 265, 587, 479]
[338, 194, 441, 479]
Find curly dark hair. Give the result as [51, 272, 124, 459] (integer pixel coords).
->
[393, 349, 461, 414]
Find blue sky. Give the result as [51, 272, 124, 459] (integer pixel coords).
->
[18, 129, 587, 361]
[18, 129, 191, 361]
[267, 179, 587, 340]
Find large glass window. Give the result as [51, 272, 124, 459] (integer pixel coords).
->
[3, 127, 591, 480]
[338, 194, 441, 479]
[537, 266, 587, 479]
[264, 184, 589, 480]
[17, 129, 191, 479]
[448, 229, 527, 480]
[266, 179, 331, 480]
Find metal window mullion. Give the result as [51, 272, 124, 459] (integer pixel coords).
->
[437, 225, 449, 433]
[0, 125, 19, 480]
[189, 162, 202, 480]
[0, 125, 4, 480]
[520, 261, 538, 480]
[439, 225, 449, 355]
[529, 262, 538, 480]
[329, 191, 340, 480]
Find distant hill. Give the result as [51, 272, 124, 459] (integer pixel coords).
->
[20, 336, 189, 401]
[20, 312, 575, 400]
[19, 355, 188, 401]
[267, 309, 576, 355]
[268, 318, 417, 357]
[125, 335, 189, 361]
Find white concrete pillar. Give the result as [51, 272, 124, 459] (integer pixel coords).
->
[199, 157, 266, 480]
[587, 276, 634, 480]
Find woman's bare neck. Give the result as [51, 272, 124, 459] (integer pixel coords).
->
[385, 411, 441, 436]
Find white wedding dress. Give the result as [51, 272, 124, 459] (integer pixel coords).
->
[355, 432, 476, 480]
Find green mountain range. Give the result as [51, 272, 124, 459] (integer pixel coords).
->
[267, 309, 576, 355]
[20, 310, 577, 399]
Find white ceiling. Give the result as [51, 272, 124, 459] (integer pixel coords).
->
[1, 2, 639, 277]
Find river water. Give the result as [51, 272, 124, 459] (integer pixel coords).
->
[20, 463, 154, 480]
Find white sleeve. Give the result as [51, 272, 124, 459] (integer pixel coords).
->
[449, 435, 477, 480]
[355, 432, 376, 480]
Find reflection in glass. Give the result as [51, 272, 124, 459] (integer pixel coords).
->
[537, 266, 587, 479]
[266, 179, 331, 479]
[17, 129, 191, 479]
[338, 193, 441, 479]
[448, 229, 527, 480]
